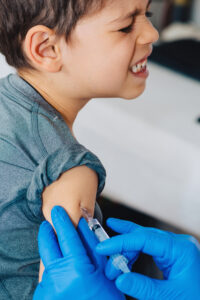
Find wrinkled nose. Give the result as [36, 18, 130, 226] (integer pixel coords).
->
[137, 20, 159, 45]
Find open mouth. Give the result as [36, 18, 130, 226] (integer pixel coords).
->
[131, 58, 147, 74]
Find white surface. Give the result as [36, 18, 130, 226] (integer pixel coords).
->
[74, 63, 200, 237]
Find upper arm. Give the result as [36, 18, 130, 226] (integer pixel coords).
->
[42, 165, 98, 227]
[38, 165, 98, 282]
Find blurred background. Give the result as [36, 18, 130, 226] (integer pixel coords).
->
[150, 0, 200, 30]
[0, 1, 200, 299]
[148, 0, 200, 81]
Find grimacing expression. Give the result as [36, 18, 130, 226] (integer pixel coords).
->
[60, 0, 159, 100]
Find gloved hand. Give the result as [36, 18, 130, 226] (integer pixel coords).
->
[96, 218, 200, 300]
[33, 206, 125, 300]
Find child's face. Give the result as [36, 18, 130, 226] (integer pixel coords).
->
[60, 0, 159, 100]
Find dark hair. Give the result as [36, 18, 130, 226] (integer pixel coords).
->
[0, 0, 106, 71]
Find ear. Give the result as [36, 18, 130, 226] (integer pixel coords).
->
[23, 25, 62, 72]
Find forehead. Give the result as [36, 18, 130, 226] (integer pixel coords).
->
[108, 0, 151, 24]
[94, 0, 150, 25]
[76, 0, 149, 32]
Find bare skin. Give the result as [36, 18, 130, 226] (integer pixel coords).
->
[39, 165, 98, 282]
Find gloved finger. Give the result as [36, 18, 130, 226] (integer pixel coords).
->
[106, 218, 141, 234]
[96, 228, 171, 259]
[51, 206, 90, 260]
[105, 257, 121, 280]
[115, 272, 162, 299]
[38, 221, 63, 267]
[126, 250, 140, 269]
[33, 284, 45, 300]
[77, 217, 107, 270]
[105, 250, 139, 280]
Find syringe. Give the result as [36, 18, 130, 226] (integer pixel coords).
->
[81, 208, 130, 274]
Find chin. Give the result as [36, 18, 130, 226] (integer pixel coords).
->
[122, 89, 145, 100]
[119, 81, 146, 100]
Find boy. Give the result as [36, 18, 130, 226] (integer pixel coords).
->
[0, 0, 159, 299]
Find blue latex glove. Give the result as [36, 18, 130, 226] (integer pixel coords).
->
[96, 218, 200, 300]
[33, 206, 125, 300]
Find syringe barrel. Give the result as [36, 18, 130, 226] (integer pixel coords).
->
[88, 219, 109, 242]
[88, 218, 130, 273]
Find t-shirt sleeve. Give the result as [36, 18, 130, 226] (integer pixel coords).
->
[0, 95, 106, 222]
[26, 142, 106, 220]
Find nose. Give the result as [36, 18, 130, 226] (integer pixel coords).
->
[137, 19, 159, 45]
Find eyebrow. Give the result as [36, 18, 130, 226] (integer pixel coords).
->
[109, 0, 152, 24]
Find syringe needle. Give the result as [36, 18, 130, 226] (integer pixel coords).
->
[81, 207, 93, 222]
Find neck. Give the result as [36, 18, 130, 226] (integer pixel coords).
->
[17, 70, 91, 134]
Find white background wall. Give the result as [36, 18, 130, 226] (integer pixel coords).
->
[0, 54, 15, 77]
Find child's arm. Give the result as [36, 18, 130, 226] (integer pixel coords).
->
[38, 165, 99, 281]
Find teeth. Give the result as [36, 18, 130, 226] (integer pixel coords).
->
[142, 60, 147, 67]
[132, 66, 139, 73]
[132, 59, 147, 73]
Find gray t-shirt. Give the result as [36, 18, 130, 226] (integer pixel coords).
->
[0, 73, 106, 300]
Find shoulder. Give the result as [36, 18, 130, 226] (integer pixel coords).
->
[0, 73, 76, 163]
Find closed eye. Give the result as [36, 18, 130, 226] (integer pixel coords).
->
[119, 11, 154, 34]
[119, 23, 134, 34]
